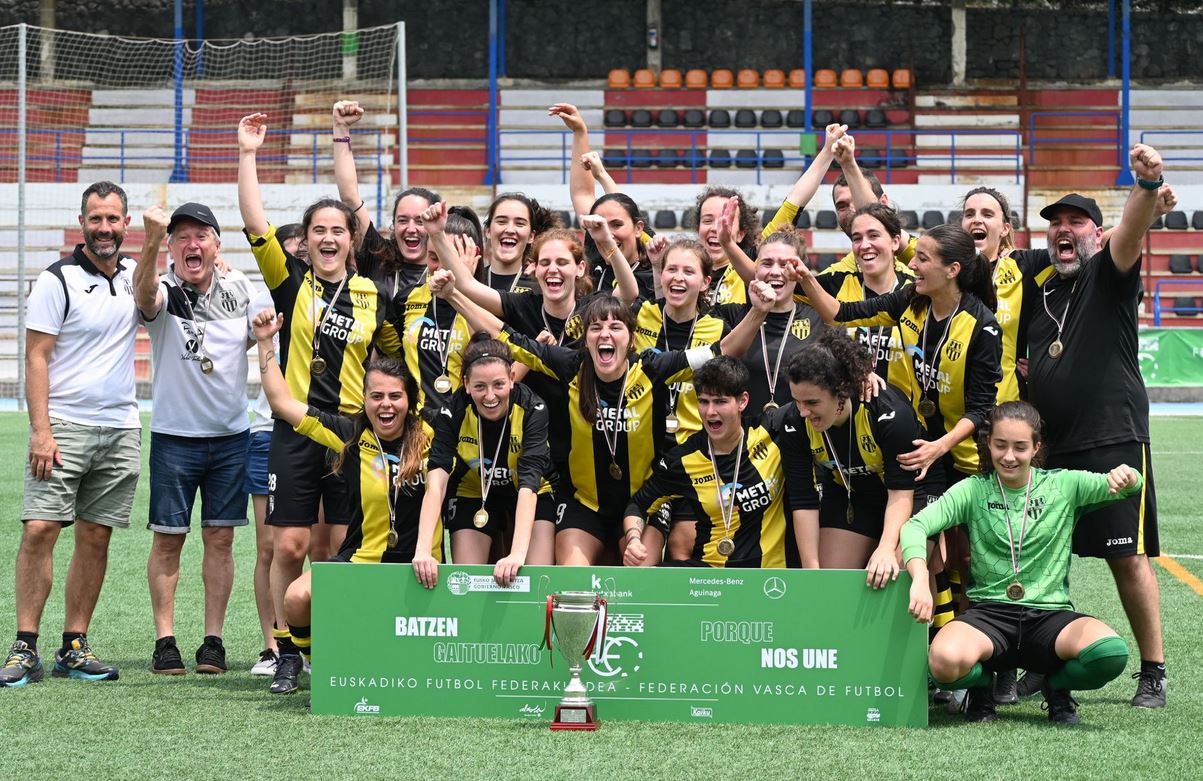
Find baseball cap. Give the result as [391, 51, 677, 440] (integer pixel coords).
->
[1039, 194, 1103, 228]
[168, 202, 221, 235]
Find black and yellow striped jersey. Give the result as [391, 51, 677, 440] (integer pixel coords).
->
[428, 383, 554, 499]
[626, 418, 807, 568]
[246, 224, 401, 414]
[991, 253, 1027, 403]
[809, 255, 914, 381]
[357, 222, 429, 296]
[393, 281, 472, 415]
[716, 301, 827, 423]
[834, 288, 1002, 475]
[709, 264, 748, 306]
[499, 291, 586, 344]
[500, 325, 715, 520]
[294, 406, 441, 564]
[632, 299, 730, 445]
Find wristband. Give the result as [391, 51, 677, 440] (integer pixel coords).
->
[354, 200, 365, 212]
[1137, 176, 1163, 191]
[333, 136, 351, 145]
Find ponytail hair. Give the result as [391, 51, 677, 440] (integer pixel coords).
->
[485, 193, 562, 267]
[961, 186, 1015, 259]
[907, 224, 997, 311]
[575, 295, 635, 423]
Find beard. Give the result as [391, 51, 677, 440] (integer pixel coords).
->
[1050, 234, 1098, 278]
[83, 226, 123, 259]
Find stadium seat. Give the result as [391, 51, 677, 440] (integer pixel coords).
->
[654, 210, 679, 230]
[1164, 210, 1188, 230]
[630, 109, 653, 128]
[685, 69, 708, 89]
[1011, 210, 1021, 228]
[1193, 211, 1203, 230]
[815, 210, 839, 230]
[866, 68, 890, 90]
[682, 210, 700, 230]
[631, 149, 655, 168]
[762, 148, 785, 169]
[891, 68, 913, 90]
[816, 254, 840, 272]
[921, 210, 944, 230]
[603, 148, 627, 168]
[607, 69, 631, 89]
[651, 148, 674, 169]
[814, 69, 837, 88]
[1149, 216, 1164, 230]
[657, 108, 680, 127]
[786, 110, 807, 128]
[763, 69, 786, 88]
[737, 69, 760, 89]
[604, 108, 628, 128]
[734, 109, 758, 128]
[709, 109, 731, 128]
[794, 210, 811, 229]
[1171, 296, 1198, 316]
[735, 149, 759, 169]
[864, 108, 887, 128]
[1197, 256, 1203, 273]
[683, 108, 706, 128]
[839, 69, 864, 88]
[885, 109, 911, 125]
[709, 149, 733, 168]
[761, 109, 783, 128]
[859, 148, 880, 169]
[711, 69, 735, 89]
[659, 69, 683, 89]
[812, 109, 834, 127]
[639, 210, 650, 226]
[633, 68, 656, 89]
[557, 211, 573, 228]
[900, 210, 919, 230]
[663, 148, 687, 168]
[1169, 254, 1193, 274]
[838, 109, 860, 128]
[787, 69, 808, 88]
[684, 148, 705, 168]
[946, 209, 963, 225]
[761, 210, 777, 229]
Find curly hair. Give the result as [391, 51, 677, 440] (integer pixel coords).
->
[785, 329, 874, 402]
[694, 186, 759, 257]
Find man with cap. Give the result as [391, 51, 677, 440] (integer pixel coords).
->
[134, 202, 261, 675]
[1013, 143, 1175, 709]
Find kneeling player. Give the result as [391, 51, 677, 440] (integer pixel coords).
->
[902, 401, 1140, 724]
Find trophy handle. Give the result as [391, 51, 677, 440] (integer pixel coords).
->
[583, 598, 608, 660]
[541, 594, 555, 666]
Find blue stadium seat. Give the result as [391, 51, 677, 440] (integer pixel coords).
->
[653, 210, 678, 230]
[794, 210, 811, 229]
[1164, 210, 1188, 230]
[735, 149, 758, 168]
[657, 109, 680, 128]
[630, 109, 653, 128]
[709, 148, 733, 168]
[683, 109, 706, 128]
[921, 210, 944, 230]
[785, 110, 807, 128]
[815, 210, 838, 230]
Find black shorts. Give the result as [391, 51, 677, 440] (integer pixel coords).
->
[556, 495, 622, 544]
[954, 601, 1090, 674]
[266, 419, 355, 526]
[1048, 441, 1158, 559]
[444, 491, 557, 535]
[818, 495, 884, 540]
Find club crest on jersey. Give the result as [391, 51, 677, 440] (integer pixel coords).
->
[790, 320, 812, 341]
[860, 434, 877, 453]
[945, 340, 964, 361]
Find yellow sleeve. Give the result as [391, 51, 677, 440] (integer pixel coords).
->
[244, 223, 288, 290]
[760, 200, 800, 240]
[294, 412, 345, 451]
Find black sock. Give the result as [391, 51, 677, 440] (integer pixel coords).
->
[1141, 659, 1166, 678]
[290, 624, 311, 660]
[61, 631, 85, 653]
[277, 633, 300, 657]
[16, 631, 38, 652]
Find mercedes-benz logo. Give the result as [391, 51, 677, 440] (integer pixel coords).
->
[763, 577, 786, 599]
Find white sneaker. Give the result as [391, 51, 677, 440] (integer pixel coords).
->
[303, 656, 311, 674]
[250, 649, 278, 676]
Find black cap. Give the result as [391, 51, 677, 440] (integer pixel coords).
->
[1039, 194, 1103, 228]
[168, 202, 221, 236]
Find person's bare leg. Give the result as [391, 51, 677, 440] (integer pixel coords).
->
[147, 531, 186, 639]
[14, 521, 61, 634]
[1107, 554, 1164, 663]
[251, 495, 276, 652]
[63, 520, 113, 634]
[201, 526, 235, 638]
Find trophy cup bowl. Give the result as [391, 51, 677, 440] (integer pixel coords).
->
[547, 591, 605, 731]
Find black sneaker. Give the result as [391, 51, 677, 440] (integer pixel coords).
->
[961, 685, 997, 723]
[195, 636, 227, 675]
[52, 638, 119, 681]
[0, 641, 44, 688]
[1041, 683, 1080, 725]
[1015, 671, 1046, 698]
[1131, 669, 1167, 709]
[152, 637, 186, 675]
[993, 668, 1019, 705]
[270, 653, 303, 694]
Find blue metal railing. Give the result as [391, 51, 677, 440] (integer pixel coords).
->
[1152, 278, 1203, 326]
[1028, 110, 1123, 168]
[497, 127, 1023, 186]
[1139, 130, 1203, 164]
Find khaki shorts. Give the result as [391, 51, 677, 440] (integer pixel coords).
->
[22, 417, 141, 528]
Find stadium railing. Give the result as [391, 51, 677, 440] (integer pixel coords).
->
[1152, 278, 1203, 326]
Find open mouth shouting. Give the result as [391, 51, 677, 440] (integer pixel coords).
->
[594, 341, 620, 369]
[1053, 233, 1077, 264]
[183, 251, 204, 273]
[969, 227, 988, 251]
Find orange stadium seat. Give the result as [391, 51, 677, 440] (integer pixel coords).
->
[685, 69, 709, 89]
[839, 69, 864, 88]
[608, 69, 631, 89]
[711, 69, 735, 89]
[866, 68, 889, 90]
[763, 69, 786, 88]
[660, 68, 683, 89]
[814, 69, 837, 88]
[787, 69, 807, 88]
[633, 68, 656, 89]
[892, 68, 913, 90]
[737, 69, 760, 89]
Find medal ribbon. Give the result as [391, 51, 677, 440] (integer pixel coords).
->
[371, 432, 399, 545]
[596, 366, 631, 474]
[661, 305, 697, 416]
[177, 282, 210, 367]
[310, 272, 350, 362]
[916, 300, 958, 407]
[821, 408, 855, 505]
[995, 471, 1033, 586]
[707, 431, 745, 547]
[1041, 276, 1079, 350]
[476, 405, 513, 509]
[758, 306, 797, 407]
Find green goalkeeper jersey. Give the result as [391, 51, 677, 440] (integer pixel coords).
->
[900, 467, 1143, 610]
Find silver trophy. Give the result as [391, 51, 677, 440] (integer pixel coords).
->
[544, 591, 606, 730]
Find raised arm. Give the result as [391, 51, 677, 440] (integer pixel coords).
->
[429, 269, 504, 337]
[580, 214, 639, 305]
[717, 281, 775, 356]
[832, 135, 876, 210]
[421, 200, 504, 316]
[1109, 144, 1165, 274]
[251, 309, 307, 427]
[237, 113, 270, 236]
[720, 197, 758, 283]
[788, 256, 841, 322]
[332, 99, 372, 245]
[761, 123, 846, 238]
[133, 205, 169, 319]
[549, 103, 597, 218]
[581, 150, 619, 195]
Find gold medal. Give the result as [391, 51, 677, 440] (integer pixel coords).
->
[918, 398, 937, 418]
[387, 528, 399, 548]
[473, 508, 489, 529]
[1048, 339, 1064, 359]
[716, 537, 735, 557]
[1006, 581, 1025, 601]
[665, 414, 679, 434]
[311, 356, 327, 375]
[199, 356, 214, 374]
[846, 504, 855, 525]
[762, 401, 779, 414]
[433, 374, 452, 394]
[608, 462, 623, 481]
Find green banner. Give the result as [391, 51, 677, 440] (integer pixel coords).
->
[311, 564, 928, 727]
[1139, 328, 1203, 387]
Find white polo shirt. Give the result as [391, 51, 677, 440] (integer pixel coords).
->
[142, 266, 259, 436]
[26, 246, 140, 429]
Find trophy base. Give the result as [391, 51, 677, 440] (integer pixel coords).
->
[550, 703, 599, 731]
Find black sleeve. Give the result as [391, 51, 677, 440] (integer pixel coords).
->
[763, 411, 820, 511]
[1094, 242, 1143, 300]
[310, 406, 356, 441]
[625, 448, 691, 518]
[833, 287, 911, 324]
[961, 317, 1004, 431]
[869, 396, 924, 491]
[501, 325, 579, 381]
[1012, 248, 1049, 280]
[355, 222, 388, 279]
[499, 292, 539, 337]
[515, 397, 552, 491]
[426, 400, 462, 473]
